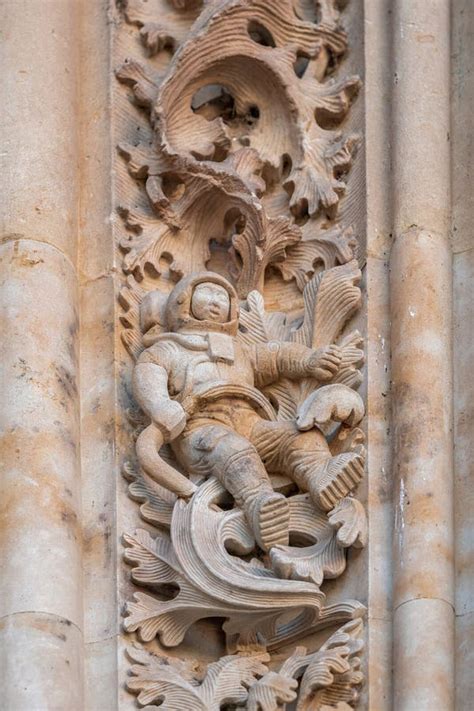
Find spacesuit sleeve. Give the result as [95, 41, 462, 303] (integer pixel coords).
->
[137, 341, 174, 368]
[247, 341, 314, 387]
[134, 343, 177, 423]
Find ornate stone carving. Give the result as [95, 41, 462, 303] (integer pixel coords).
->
[123, 478, 365, 650]
[126, 619, 364, 710]
[116, 0, 365, 706]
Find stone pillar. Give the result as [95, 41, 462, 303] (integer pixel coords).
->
[391, 2, 454, 709]
[452, 1, 474, 705]
[364, 0, 393, 707]
[0, 1, 83, 709]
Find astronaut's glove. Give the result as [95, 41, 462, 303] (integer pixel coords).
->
[305, 345, 343, 381]
[153, 400, 187, 442]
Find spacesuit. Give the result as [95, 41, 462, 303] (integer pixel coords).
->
[133, 272, 364, 551]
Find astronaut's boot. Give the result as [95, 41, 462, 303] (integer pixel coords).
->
[245, 487, 290, 551]
[291, 445, 365, 512]
[223, 450, 290, 551]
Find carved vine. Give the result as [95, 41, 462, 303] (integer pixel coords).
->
[116, 0, 365, 708]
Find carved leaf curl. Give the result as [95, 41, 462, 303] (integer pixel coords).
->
[292, 260, 362, 349]
[123, 480, 364, 649]
[328, 497, 367, 549]
[246, 670, 298, 711]
[123, 529, 180, 587]
[154, 0, 360, 219]
[117, 145, 304, 295]
[297, 619, 364, 710]
[238, 291, 291, 346]
[121, 0, 203, 59]
[270, 494, 346, 586]
[278, 226, 358, 290]
[123, 461, 175, 528]
[127, 645, 269, 710]
[242, 619, 365, 711]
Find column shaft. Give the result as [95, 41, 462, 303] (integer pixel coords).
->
[391, 2, 454, 709]
[0, 1, 83, 708]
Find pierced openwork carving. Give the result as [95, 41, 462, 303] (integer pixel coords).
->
[116, 0, 365, 707]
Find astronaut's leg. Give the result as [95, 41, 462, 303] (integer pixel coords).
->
[172, 424, 289, 551]
[251, 420, 365, 511]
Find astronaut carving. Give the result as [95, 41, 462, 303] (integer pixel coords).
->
[133, 271, 365, 552]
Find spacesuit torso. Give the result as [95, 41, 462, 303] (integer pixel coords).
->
[138, 330, 275, 429]
[145, 334, 254, 395]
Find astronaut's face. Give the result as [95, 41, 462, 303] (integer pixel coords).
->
[191, 282, 230, 323]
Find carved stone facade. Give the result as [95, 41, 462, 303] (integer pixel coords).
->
[0, 1, 472, 710]
[115, 2, 366, 707]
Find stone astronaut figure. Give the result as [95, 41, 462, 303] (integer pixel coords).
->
[133, 272, 364, 552]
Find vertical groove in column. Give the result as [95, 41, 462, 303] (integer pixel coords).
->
[451, 3, 474, 708]
[364, 0, 393, 707]
[78, 0, 119, 707]
[0, 1, 83, 708]
[390, 2, 454, 709]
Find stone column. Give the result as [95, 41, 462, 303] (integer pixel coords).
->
[365, 0, 393, 707]
[0, 1, 83, 709]
[452, 1, 474, 705]
[390, 2, 454, 709]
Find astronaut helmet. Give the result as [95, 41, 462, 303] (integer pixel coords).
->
[164, 271, 239, 336]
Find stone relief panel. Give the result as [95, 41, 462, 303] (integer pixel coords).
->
[115, 0, 365, 707]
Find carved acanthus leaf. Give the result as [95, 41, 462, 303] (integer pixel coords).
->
[232, 215, 301, 296]
[117, 205, 178, 279]
[119, 275, 149, 360]
[306, 74, 362, 127]
[238, 291, 291, 346]
[116, 58, 162, 108]
[122, 0, 203, 29]
[127, 645, 268, 710]
[246, 671, 299, 710]
[270, 494, 346, 586]
[328, 498, 368, 549]
[123, 479, 364, 650]
[278, 226, 358, 289]
[124, 528, 180, 587]
[296, 619, 364, 710]
[125, 618, 364, 711]
[153, 0, 359, 219]
[198, 654, 269, 709]
[292, 260, 362, 349]
[123, 461, 175, 529]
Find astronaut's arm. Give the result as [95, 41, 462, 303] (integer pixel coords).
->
[133, 361, 187, 442]
[249, 341, 343, 386]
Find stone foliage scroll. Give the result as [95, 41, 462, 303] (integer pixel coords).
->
[116, 0, 365, 707]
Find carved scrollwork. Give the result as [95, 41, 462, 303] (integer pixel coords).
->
[116, 0, 365, 707]
[123, 478, 364, 650]
[126, 619, 364, 710]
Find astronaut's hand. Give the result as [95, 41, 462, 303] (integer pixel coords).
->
[153, 400, 187, 442]
[306, 345, 343, 381]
